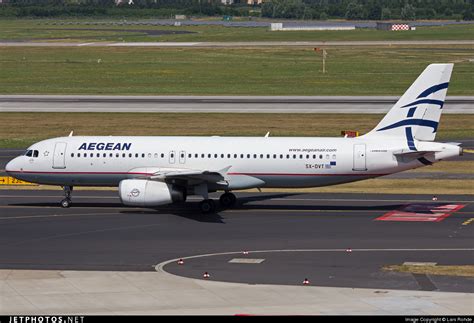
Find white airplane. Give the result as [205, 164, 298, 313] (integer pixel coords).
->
[6, 64, 463, 213]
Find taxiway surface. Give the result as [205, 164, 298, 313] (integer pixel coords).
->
[0, 190, 472, 293]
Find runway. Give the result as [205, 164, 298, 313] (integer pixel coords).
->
[0, 190, 472, 293]
[0, 95, 472, 113]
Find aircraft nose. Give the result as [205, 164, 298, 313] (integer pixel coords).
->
[5, 158, 17, 174]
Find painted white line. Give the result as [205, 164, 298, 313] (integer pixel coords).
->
[229, 258, 265, 264]
[403, 262, 437, 266]
[78, 42, 95, 46]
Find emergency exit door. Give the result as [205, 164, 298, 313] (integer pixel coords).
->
[353, 144, 367, 171]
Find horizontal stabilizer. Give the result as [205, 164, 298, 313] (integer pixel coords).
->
[392, 150, 438, 158]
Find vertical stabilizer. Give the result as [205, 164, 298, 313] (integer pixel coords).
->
[365, 64, 453, 144]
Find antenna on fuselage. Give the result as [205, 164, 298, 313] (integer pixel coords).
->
[68, 131, 74, 137]
[265, 132, 270, 138]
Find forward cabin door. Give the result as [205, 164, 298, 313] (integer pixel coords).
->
[353, 144, 367, 171]
[53, 142, 67, 169]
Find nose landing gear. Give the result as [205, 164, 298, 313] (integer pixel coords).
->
[60, 186, 73, 208]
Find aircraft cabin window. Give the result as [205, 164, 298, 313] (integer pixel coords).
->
[161, 153, 164, 158]
[71, 153, 74, 157]
[240, 154, 244, 158]
[103, 153, 106, 157]
[97, 153, 100, 157]
[109, 153, 113, 157]
[214, 154, 218, 158]
[234, 154, 237, 158]
[313, 155, 316, 159]
[195, 153, 198, 158]
[116, 153, 119, 158]
[148, 153, 152, 158]
[142, 153, 145, 158]
[299, 155, 303, 159]
[221, 154, 224, 158]
[319, 154, 323, 159]
[326, 154, 330, 159]
[280, 154, 283, 159]
[332, 154, 336, 159]
[78, 153, 81, 157]
[188, 153, 191, 158]
[182, 153, 185, 158]
[129, 153, 133, 158]
[122, 153, 126, 158]
[253, 154, 256, 159]
[247, 154, 250, 158]
[89, 153, 93, 157]
[286, 154, 290, 159]
[293, 155, 296, 159]
[155, 153, 159, 158]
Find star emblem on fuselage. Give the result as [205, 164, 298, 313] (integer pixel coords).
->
[44, 151, 50, 157]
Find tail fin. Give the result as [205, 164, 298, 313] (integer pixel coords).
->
[365, 63, 453, 145]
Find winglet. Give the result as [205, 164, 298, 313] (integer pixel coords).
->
[218, 165, 232, 175]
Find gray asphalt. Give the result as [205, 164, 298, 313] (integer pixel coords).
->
[36, 19, 474, 28]
[0, 190, 472, 292]
[0, 95, 472, 113]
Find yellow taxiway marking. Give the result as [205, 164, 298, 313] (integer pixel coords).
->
[463, 149, 474, 154]
[462, 218, 474, 226]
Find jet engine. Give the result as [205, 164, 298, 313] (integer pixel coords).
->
[119, 179, 185, 207]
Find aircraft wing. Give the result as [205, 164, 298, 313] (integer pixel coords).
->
[148, 166, 231, 187]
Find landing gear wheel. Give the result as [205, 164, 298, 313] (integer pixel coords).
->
[199, 199, 216, 214]
[219, 192, 236, 208]
[61, 198, 71, 208]
[61, 186, 73, 208]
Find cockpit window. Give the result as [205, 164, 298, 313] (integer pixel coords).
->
[25, 150, 39, 158]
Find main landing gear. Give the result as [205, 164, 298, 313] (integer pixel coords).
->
[60, 186, 73, 208]
[199, 192, 237, 214]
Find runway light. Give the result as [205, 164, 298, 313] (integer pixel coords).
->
[346, 248, 352, 253]
[303, 278, 310, 285]
[432, 196, 438, 201]
[177, 259, 184, 265]
[242, 251, 249, 255]
[203, 272, 210, 279]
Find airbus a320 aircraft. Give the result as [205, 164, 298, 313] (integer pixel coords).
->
[6, 64, 463, 213]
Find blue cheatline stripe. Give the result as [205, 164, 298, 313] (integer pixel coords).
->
[401, 99, 444, 109]
[377, 119, 439, 133]
[407, 107, 417, 118]
[418, 157, 433, 165]
[405, 127, 417, 151]
[417, 82, 449, 99]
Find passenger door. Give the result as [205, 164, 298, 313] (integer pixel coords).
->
[53, 142, 67, 169]
[353, 144, 367, 171]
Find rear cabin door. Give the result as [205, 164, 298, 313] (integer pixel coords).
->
[53, 142, 67, 169]
[353, 144, 367, 171]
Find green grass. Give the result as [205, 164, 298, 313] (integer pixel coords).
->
[0, 45, 473, 95]
[0, 113, 471, 149]
[0, 19, 474, 42]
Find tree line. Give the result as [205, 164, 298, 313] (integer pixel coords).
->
[1, 0, 472, 20]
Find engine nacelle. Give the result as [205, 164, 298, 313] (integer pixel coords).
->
[119, 179, 184, 207]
